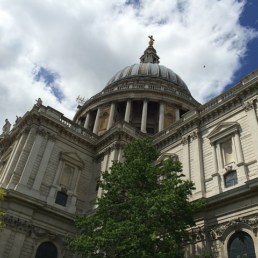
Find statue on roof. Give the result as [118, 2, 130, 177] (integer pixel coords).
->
[35, 98, 42, 107]
[1, 119, 11, 136]
[148, 35, 155, 47]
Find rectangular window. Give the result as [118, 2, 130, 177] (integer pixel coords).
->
[55, 190, 68, 206]
[224, 170, 238, 188]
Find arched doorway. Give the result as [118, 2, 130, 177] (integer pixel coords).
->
[35, 241, 58, 258]
[228, 231, 256, 258]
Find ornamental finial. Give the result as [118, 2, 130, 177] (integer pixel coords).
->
[148, 35, 154, 47]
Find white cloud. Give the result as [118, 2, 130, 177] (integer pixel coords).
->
[0, 0, 257, 130]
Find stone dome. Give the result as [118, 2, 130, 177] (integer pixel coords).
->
[105, 63, 190, 93]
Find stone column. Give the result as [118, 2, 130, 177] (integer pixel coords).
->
[32, 134, 56, 191]
[233, 133, 244, 164]
[158, 102, 165, 132]
[141, 100, 148, 133]
[190, 131, 205, 198]
[176, 109, 180, 120]
[124, 100, 131, 123]
[93, 107, 101, 134]
[244, 99, 258, 162]
[107, 103, 115, 130]
[1, 127, 31, 187]
[216, 143, 223, 171]
[233, 132, 248, 182]
[212, 144, 218, 173]
[8, 232, 26, 258]
[84, 113, 90, 129]
[15, 128, 46, 192]
[211, 144, 221, 194]
[182, 136, 190, 180]
[0, 136, 21, 186]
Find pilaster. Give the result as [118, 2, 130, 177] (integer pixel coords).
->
[15, 128, 46, 193]
[32, 133, 56, 191]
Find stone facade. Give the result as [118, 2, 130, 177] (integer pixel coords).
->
[0, 42, 258, 258]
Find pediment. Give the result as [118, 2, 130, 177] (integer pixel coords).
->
[60, 152, 84, 168]
[207, 122, 240, 143]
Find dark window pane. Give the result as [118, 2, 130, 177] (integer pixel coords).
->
[35, 241, 58, 258]
[55, 191, 68, 206]
[224, 170, 238, 188]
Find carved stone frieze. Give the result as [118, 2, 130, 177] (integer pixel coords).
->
[37, 128, 48, 137]
[208, 214, 258, 240]
[190, 130, 198, 140]
[48, 133, 57, 142]
[181, 136, 189, 145]
[3, 214, 65, 241]
[243, 100, 254, 112]
[3, 214, 32, 235]
[243, 96, 258, 112]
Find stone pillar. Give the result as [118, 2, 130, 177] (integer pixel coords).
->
[107, 103, 115, 130]
[84, 113, 90, 129]
[233, 132, 248, 182]
[124, 100, 131, 123]
[211, 144, 221, 194]
[216, 143, 223, 171]
[97, 153, 110, 200]
[158, 102, 165, 132]
[0, 136, 22, 186]
[8, 232, 26, 258]
[234, 133, 244, 164]
[141, 100, 148, 133]
[176, 109, 180, 121]
[32, 135, 56, 191]
[16, 128, 45, 191]
[190, 131, 205, 198]
[212, 144, 218, 173]
[244, 99, 258, 162]
[93, 107, 101, 134]
[182, 136, 190, 180]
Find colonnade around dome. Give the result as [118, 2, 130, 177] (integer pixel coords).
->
[77, 99, 188, 136]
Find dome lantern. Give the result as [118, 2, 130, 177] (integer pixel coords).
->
[140, 35, 160, 64]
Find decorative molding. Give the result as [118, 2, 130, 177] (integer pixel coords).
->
[207, 122, 240, 144]
[243, 100, 254, 112]
[181, 136, 189, 145]
[3, 214, 32, 235]
[37, 128, 48, 137]
[48, 133, 57, 142]
[208, 214, 258, 240]
[3, 214, 66, 242]
[242, 96, 258, 112]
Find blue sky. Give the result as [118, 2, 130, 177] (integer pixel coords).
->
[228, 0, 258, 90]
[0, 0, 257, 129]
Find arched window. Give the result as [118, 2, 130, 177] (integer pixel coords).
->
[35, 241, 58, 258]
[228, 231, 256, 258]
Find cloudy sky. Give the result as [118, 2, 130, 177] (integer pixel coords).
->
[0, 0, 257, 130]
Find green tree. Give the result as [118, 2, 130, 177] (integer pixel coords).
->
[70, 139, 202, 258]
[0, 188, 5, 230]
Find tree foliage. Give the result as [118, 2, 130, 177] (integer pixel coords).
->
[0, 188, 6, 230]
[70, 139, 203, 258]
